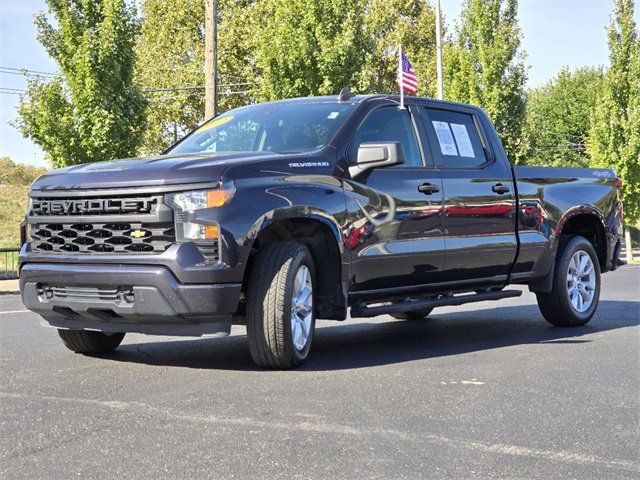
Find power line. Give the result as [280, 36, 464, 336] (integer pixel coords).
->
[0, 66, 58, 77]
[143, 83, 255, 93]
[147, 90, 252, 102]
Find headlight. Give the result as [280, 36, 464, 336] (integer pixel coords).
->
[165, 183, 234, 241]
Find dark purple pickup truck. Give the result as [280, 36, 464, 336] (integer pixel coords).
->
[19, 94, 624, 368]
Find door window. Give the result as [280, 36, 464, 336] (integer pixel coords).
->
[349, 107, 423, 167]
[424, 109, 487, 168]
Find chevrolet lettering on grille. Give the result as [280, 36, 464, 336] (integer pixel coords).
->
[31, 198, 156, 216]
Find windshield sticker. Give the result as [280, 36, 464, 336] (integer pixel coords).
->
[196, 115, 234, 133]
[432, 121, 459, 156]
[327, 112, 340, 119]
[450, 123, 475, 158]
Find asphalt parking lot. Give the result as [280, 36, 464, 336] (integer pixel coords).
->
[1, 266, 639, 479]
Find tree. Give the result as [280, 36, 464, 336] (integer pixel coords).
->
[520, 67, 604, 168]
[588, 0, 640, 225]
[135, 0, 441, 152]
[0, 157, 48, 187]
[251, 0, 368, 101]
[135, 0, 256, 153]
[444, 0, 527, 162]
[135, 0, 205, 153]
[14, 0, 146, 168]
[356, 0, 437, 97]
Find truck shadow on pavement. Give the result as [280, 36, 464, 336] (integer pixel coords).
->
[109, 300, 639, 371]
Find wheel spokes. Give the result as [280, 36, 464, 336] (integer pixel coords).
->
[291, 265, 313, 351]
[577, 284, 591, 303]
[566, 250, 597, 313]
[570, 289, 580, 310]
[577, 254, 589, 276]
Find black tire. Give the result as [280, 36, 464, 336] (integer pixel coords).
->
[246, 241, 316, 369]
[536, 235, 601, 327]
[391, 308, 434, 320]
[57, 329, 125, 354]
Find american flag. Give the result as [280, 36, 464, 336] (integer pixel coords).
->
[397, 53, 418, 94]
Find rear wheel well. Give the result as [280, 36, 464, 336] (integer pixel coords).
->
[560, 213, 607, 269]
[241, 218, 346, 320]
[529, 212, 607, 294]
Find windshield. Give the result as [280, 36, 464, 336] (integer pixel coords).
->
[168, 102, 355, 155]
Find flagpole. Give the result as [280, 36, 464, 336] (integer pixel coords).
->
[398, 44, 405, 109]
[435, 0, 444, 100]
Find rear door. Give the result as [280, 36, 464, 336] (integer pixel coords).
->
[420, 105, 517, 282]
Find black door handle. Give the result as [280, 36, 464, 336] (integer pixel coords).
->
[492, 183, 510, 195]
[418, 183, 440, 195]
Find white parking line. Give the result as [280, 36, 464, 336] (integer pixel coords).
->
[0, 310, 29, 315]
[1, 391, 638, 473]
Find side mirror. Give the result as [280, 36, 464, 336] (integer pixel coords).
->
[349, 142, 405, 178]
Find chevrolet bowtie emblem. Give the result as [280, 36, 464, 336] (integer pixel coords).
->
[129, 230, 147, 238]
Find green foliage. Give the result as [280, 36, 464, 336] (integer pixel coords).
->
[135, 0, 205, 153]
[251, 0, 369, 100]
[15, 0, 146, 168]
[136, 0, 255, 153]
[135, 0, 439, 152]
[0, 157, 48, 247]
[356, 0, 437, 97]
[588, 0, 640, 225]
[444, 0, 527, 162]
[0, 156, 48, 187]
[0, 185, 29, 247]
[520, 67, 604, 168]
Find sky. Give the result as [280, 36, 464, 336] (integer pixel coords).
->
[0, 0, 637, 167]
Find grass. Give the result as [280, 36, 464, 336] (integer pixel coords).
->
[0, 185, 27, 277]
[0, 250, 19, 278]
[0, 185, 29, 249]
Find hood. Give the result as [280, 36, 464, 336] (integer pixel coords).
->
[31, 152, 280, 191]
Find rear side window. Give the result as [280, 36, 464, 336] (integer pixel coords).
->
[424, 109, 487, 168]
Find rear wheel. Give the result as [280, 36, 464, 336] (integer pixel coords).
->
[391, 308, 434, 320]
[536, 235, 601, 326]
[246, 241, 316, 369]
[58, 330, 125, 354]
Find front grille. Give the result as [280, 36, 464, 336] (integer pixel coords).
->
[30, 221, 175, 254]
[28, 193, 175, 255]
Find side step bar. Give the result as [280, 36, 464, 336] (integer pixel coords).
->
[351, 289, 522, 318]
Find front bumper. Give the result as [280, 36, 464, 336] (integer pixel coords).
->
[20, 263, 241, 336]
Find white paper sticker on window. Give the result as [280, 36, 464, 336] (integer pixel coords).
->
[327, 111, 340, 119]
[432, 121, 458, 156]
[450, 123, 475, 158]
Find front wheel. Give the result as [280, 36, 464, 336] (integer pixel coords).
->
[536, 235, 601, 326]
[246, 241, 316, 369]
[58, 329, 125, 354]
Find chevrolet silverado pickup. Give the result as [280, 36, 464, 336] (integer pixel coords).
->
[19, 92, 624, 369]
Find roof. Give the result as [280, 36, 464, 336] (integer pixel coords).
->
[260, 94, 477, 111]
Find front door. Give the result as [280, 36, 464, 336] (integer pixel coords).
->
[344, 104, 446, 292]
[420, 105, 517, 282]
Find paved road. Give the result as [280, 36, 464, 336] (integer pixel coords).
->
[1, 266, 639, 479]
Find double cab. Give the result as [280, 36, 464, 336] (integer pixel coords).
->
[20, 93, 624, 368]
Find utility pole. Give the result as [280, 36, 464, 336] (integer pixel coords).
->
[205, 0, 218, 119]
[435, 0, 444, 100]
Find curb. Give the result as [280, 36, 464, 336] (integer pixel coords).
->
[0, 279, 20, 295]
